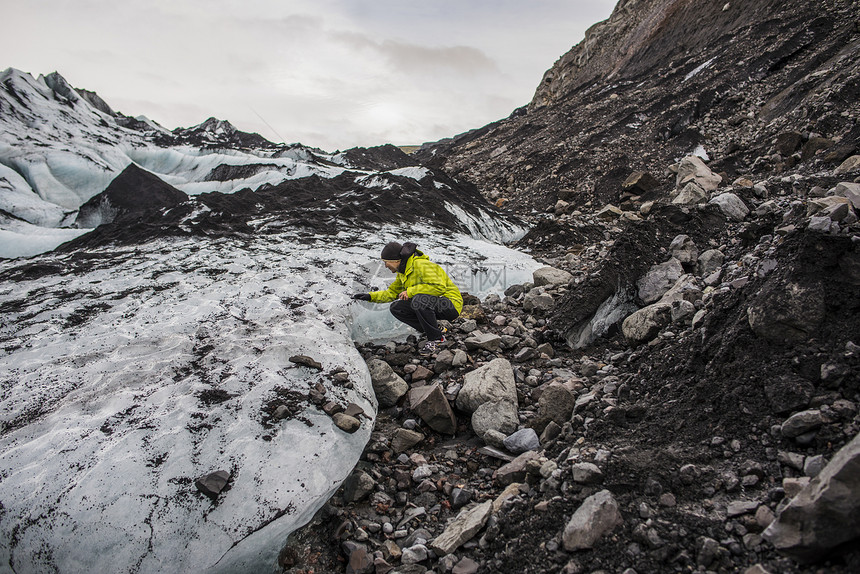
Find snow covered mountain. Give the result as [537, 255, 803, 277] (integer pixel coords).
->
[0, 69, 538, 573]
[0, 68, 524, 258]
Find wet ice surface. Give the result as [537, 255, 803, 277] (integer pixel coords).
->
[0, 224, 540, 573]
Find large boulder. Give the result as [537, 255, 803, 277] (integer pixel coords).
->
[408, 384, 457, 435]
[637, 258, 683, 305]
[430, 501, 493, 556]
[562, 490, 623, 551]
[669, 234, 698, 266]
[763, 432, 860, 562]
[471, 400, 519, 438]
[463, 331, 502, 352]
[672, 182, 709, 206]
[523, 288, 556, 314]
[622, 303, 673, 344]
[747, 280, 826, 343]
[697, 249, 725, 277]
[709, 192, 749, 221]
[366, 359, 408, 407]
[676, 155, 722, 192]
[532, 385, 575, 434]
[533, 267, 573, 287]
[456, 358, 517, 413]
[833, 182, 860, 209]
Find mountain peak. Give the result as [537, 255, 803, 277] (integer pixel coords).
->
[42, 71, 81, 104]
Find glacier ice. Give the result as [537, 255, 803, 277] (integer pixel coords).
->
[0, 223, 540, 573]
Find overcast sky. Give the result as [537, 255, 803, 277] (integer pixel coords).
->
[3, 0, 616, 151]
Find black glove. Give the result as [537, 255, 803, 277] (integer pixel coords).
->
[351, 293, 371, 301]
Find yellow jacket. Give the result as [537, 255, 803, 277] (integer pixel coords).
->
[370, 253, 463, 314]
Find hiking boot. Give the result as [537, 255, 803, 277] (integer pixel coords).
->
[419, 338, 444, 356]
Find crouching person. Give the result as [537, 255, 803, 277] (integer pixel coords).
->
[352, 241, 462, 355]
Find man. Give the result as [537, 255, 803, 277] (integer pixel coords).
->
[353, 241, 462, 355]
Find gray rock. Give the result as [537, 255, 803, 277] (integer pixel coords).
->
[366, 358, 408, 407]
[408, 384, 457, 435]
[781, 410, 823, 438]
[333, 413, 361, 433]
[430, 500, 493, 556]
[673, 182, 709, 206]
[804, 455, 826, 478]
[727, 500, 759, 517]
[637, 258, 684, 305]
[195, 470, 230, 499]
[809, 197, 854, 224]
[494, 450, 540, 486]
[669, 234, 698, 266]
[472, 400, 519, 438]
[676, 155, 722, 192]
[709, 192, 750, 221]
[450, 487, 473, 509]
[401, 544, 429, 564]
[503, 428, 540, 454]
[523, 288, 556, 313]
[452, 349, 468, 367]
[622, 303, 673, 344]
[659, 274, 702, 305]
[451, 557, 480, 574]
[807, 216, 835, 233]
[833, 181, 860, 210]
[456, 358, 517, 413]
[778, 451, 806, 471]
[670, 299, 696, 323]
[513, 347, 537, 362]
[392, 428, 425, 453]
[696, 537, 724, 569]
[571, 462, 604, 484]
[533, 267, 573, 287]
[747, 280, 825, 343]
[763, 431, 860, 562]
[464, 331, 502, 352]
[562, 490, 623, 551]
[434, 350, 455, 372]
[834, 156, 860, 175]
[697, 249, 725, 277]
[483, 429, 507, 449]
[343, 470, 376, 503]
[460, 319, 478, 333]
[533, 385, 575, 433]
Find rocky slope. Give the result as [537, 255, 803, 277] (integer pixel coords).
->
[274, 1, 860, 573]
[415, 0, 859, 214]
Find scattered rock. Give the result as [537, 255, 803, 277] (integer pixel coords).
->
[367, 358, 409, 407]
[503, 428, 540, 454]
[763, 432, 860, 562]
[455, 358, 517, 413]
[333, 413, 361, 433]
[289, 355, 323, 370]
[562, 490, 623, 551]
[408, 384, 457, 435]
[195, 470, 230, 499]
[430, 501, 493, 556]
[533, 266, 574, 287]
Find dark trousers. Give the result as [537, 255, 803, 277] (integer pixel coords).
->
[390, 294, 459, 341]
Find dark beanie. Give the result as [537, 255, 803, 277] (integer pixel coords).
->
[381, 241, 402, 260]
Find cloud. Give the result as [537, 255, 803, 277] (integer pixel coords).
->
[0, 0, 618, 150]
